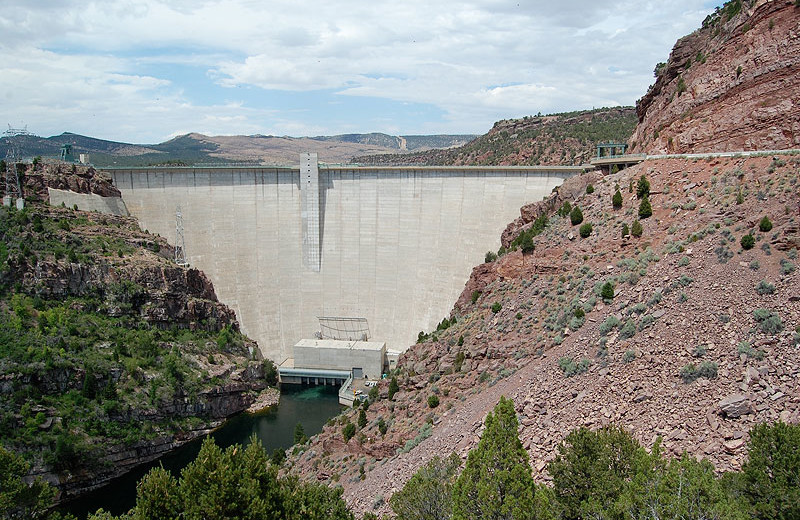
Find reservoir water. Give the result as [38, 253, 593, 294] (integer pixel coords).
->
[62, 385, 343, 519]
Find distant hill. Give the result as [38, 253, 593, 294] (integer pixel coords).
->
[0, 131, 476, 167]
[352, 107, 637, 166]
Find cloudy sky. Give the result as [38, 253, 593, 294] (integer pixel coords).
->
[1, 1, 716, 143]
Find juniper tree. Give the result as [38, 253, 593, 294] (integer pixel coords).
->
[636, 174, 650, 199]
[638, 195, 652, 219]
[569, 206, 583, 226]
[612, 189, 623, 209]
[390, 453, 461, 520]
[739, 422, 800, 520]
[452, 396, 537, 520]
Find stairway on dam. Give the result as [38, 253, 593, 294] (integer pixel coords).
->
[107, 156, 581, 363]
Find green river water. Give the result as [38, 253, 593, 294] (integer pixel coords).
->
[61, 385, 343, 519]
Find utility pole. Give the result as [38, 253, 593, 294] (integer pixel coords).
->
[175, 205, 188, 266]
[3, 125, 29, 209]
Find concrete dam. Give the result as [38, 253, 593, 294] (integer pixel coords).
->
[108, 156, 579, 363]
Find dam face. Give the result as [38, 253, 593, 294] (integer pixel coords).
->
[109, 161, 577, 362]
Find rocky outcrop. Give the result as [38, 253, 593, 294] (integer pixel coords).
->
[4, 162, 122, 201]
[630, 0, 800, 154]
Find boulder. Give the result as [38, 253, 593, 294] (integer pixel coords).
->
[718, 394, 752, 418]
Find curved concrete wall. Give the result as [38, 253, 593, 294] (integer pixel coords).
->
[109, 164, 576, 362]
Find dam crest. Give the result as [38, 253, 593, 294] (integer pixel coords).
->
[107, 155, 581, 363]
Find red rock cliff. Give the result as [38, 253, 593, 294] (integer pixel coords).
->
[630, 0, 800, 154]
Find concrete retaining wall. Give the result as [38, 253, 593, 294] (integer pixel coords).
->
[48, 188, 129, 216]
[109, 164, 576, 362]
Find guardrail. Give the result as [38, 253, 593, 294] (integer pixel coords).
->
[338, 373, 355, 406]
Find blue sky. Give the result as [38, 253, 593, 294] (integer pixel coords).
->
[1, 1, 716, 144]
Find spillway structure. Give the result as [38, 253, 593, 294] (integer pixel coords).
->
[108, 154, 580, 363]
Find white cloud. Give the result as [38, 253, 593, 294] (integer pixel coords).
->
[0, 0, 713, 142]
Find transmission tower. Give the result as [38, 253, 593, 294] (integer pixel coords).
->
[3, 125, 29, 209]
[174, 205, 188, 266]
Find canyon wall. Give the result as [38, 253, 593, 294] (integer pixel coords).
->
[630, 0, 800, 154]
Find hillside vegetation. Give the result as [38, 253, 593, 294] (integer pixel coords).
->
[353, 107, 636, 166]
[0, 165, 276, 503]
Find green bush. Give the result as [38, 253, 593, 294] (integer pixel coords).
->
[484, 251, 497, 263]
[680, 361, 718, 382]
[741, 234, 755, 250]
[342, 421, 356, 442]
[470, 290, 481, 304]
[586, 184, 595, 194]
[392, 453, 460, 520]
[612, 189, 623, 209]
[759, 216, 773, 232]
[618, 319, 637, 340]
[491, 302, 502, 313]
[623, 350, 636, 363]
[378, 417, 388, 436]
[755, 280, 775, 295]
[557, 201, 572, 218]
[570, 206, 584, 225]
[428, 395, 440, 408]
[638, 195, 652, 219]
[753, 308, 783, 334]
[579, 223, 593, 238]
[559, 357, 591, 377]
[601, 281, 614, 301]
[621, 223, 629, 237]
[737, 341, 765, 360]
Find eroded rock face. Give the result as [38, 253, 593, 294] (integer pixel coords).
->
[3, 162, 122, 201]
[630, 1, 800, 154]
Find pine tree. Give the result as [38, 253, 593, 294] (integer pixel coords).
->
[549, 426, 645, 520]
[601, 282, 615, 301]
[612, 189, 623, 209]
[631, 220, 643, 237]
[388, 377, 400, 400]
[740, 422, 800, 520]
[621, 223, 630, 238]
[636, 175, 650, 199]
[638, 195, 652, 219]
[452, 396, 536, 520]
[358, 409, 367, 429]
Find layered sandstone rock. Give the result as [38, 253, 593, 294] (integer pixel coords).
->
[630, 0, 800, 154]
